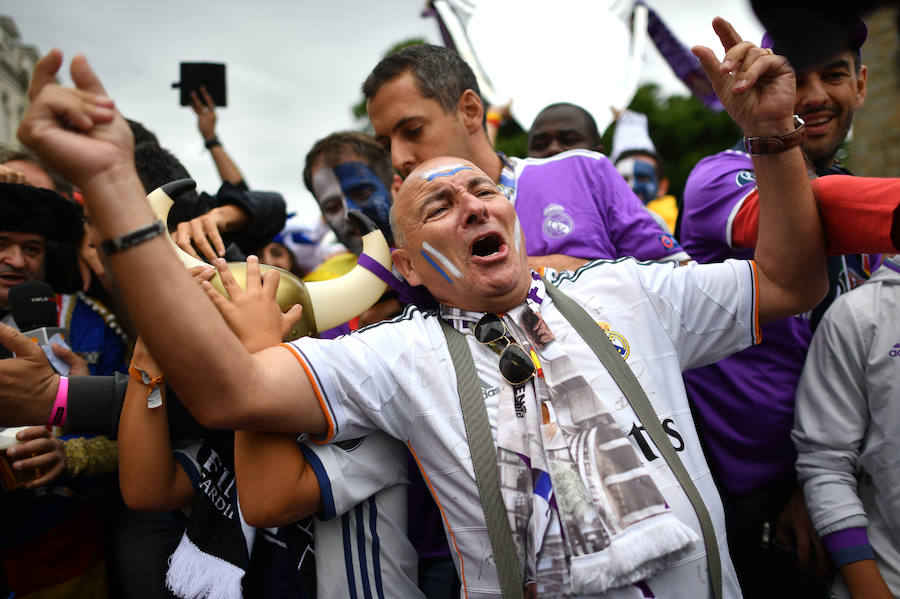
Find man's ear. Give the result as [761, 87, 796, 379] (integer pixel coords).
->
[658, 176, 670, 198]
[458, 89, 485, 134]
[391, 248, 422, 286]
[854, 64, 868, 109]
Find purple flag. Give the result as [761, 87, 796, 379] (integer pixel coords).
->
[639, 0, 724, 112]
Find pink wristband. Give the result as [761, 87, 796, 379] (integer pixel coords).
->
[48, 376, 68, 428]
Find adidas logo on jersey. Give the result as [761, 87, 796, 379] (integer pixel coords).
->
[890, 342, 900, 358]
[481, 379, 501, 399]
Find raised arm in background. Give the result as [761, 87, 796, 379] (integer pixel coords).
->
[18, 50, 324, 435]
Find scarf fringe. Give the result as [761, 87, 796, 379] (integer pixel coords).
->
[166, 534, 246, 599]
[568, 513, 699, 594]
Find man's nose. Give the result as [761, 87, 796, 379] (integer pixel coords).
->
[546, 138, 564, 157]
[797, 74, 828, 111]
[0, 246, 26, 269]
[461, 192, 489, 226]
[392, 143, 416, 179]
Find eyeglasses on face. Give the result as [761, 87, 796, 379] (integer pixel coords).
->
[473, 313, 536, 386]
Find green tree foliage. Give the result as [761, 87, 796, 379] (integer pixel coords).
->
[493, 119, 528, 160]
[600, 83, 742, 200]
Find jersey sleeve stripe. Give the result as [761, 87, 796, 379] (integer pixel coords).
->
[280, 342, 337, 443]
[341, 513, 359, 599]
[354, 503, 373, 599]
[407, 441, 469, 597]
[726, 186, 758, 249]
[298, 443, 336, 520]
[173, 451, 201, 487]
[369, 497, 386, 599]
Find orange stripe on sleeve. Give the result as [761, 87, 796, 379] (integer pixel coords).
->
[279, 342, 336, 444]
[407, 442, 468, 598]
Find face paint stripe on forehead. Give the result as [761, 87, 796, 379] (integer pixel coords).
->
[422, 241, 462, 281]
[421, 165, 473, 181]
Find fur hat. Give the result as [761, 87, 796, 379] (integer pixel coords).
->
[0, 183, 84, 244]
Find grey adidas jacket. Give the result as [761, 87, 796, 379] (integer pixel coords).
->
[792, 256, 900, 597]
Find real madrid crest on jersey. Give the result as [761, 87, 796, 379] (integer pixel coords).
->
[735, 170, 756, 186]
[542, 203, 574, 239]
[598, 321, 629, 358]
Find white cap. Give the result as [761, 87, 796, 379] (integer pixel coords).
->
[611, 110, 656, 164]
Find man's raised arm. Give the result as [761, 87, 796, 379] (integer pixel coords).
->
[695, 18, 828, 323]
[17, 50, 325, 434]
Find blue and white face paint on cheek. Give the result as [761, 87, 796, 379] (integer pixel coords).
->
[616, 157, 659, 204]
[312, 166, 359, 254]
[513, 215, 523, 255]
[421, 241, 462, 284]
[333, 161, 393, 243]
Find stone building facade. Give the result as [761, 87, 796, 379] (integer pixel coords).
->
[0, 16, 39, 151]
[847, 6, 900, 177]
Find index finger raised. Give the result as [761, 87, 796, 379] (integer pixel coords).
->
[28, 49, 64, 100]
[712, 17, 743, 54]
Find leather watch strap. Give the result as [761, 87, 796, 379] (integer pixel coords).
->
[744, 115, 806, 155]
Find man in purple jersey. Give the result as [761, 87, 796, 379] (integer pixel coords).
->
[362, 44, 689, 273]
[679, 18, 876, 599]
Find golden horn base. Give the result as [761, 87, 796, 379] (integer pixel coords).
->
[208, 263, 316, 341]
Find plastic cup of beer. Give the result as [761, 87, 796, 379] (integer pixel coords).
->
[0, 426, 44, 491]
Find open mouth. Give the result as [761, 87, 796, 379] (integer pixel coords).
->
[470, 233, 503, 257]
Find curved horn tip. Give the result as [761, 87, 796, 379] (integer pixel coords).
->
[160, 179, 197, 200]
[347, 210, 379, 235]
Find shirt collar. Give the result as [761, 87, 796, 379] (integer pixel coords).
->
[438, 270, 548, 333]
[496, 151, 518, 205]
[882, 255, 900, 275]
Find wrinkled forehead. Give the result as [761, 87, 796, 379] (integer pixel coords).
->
[419, 162, 474, 182]
[399, 160, 478, 203]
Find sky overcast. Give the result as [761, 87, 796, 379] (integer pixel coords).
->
[8, 0, 762, 223]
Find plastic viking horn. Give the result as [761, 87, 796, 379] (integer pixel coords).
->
[147, 179, 392, 340]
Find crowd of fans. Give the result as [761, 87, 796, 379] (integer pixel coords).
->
[0, 9, 899, 599]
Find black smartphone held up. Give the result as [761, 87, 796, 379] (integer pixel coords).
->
[172, 62, 227, 107]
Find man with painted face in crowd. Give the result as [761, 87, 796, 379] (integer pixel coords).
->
[300, 131, 406, 333]
[610, 110, 679, 234]
[678, 19, 883, 599]
[363, 45, 689, 272]
[16, 17, 861, 596]
[303, 132, 395, 256]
